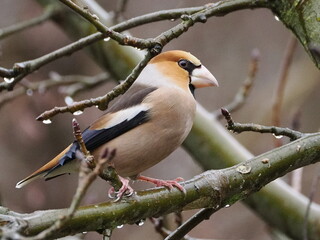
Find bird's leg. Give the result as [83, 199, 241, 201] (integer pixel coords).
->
[137, 175, 186, 193]
[97, 149, 134, 201]
[108, 176, 134, 201]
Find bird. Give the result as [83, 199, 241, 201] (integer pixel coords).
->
[16, 50, 218, 198]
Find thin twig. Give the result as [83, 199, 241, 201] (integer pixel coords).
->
[10, 124, 111, 240]
[59, 0, 154, 49]
[114, 0, 129, 22]
[36, 3, 242, 121]
[213, 48, 259, 119]
[221, 108, 305, 140]
[98, 148, 123, 192]
[0, 32, 105, 91]
[31, 155, 109, 240]
[72, 118, 90, 156]
[165, 208, 216, 240]
[0, 6, 59, 40]
[175, 212, 183, 226]
[290, 109, 303, 192]
[32, 120, 111, 239]
[150, 217, 171, 238]
[0, 73, 110, 109]
[36, 51, 154, 121]
[0, 0, 266, 92]
[0, 5, 205, 81]
[272, 36, 298, 146]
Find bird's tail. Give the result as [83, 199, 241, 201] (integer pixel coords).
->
[16, 144, 78, 188]
[16, 171, 47, 189]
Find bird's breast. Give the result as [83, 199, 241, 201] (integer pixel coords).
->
[93, 87, 196, 177]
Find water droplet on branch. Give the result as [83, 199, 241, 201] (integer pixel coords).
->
[272, 134, 283, 139]
[64, 96, 74, 105]
[73, 110, 83, 116]
[26, 89, 33, 96]
[136, 219, 145, 226]
[4, 77, 14, 83]
[42, 119, 52, 124]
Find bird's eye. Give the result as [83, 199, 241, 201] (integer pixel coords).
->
[178, 59, 189, 69]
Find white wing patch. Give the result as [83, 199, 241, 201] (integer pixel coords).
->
[102, 104, 150, 130]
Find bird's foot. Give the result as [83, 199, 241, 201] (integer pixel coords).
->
[108, 176, 134, 201]
[137, 175, 186, 193]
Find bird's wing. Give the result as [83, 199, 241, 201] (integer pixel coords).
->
[16, 86, 157, 188]
[54, 86, 158, 167]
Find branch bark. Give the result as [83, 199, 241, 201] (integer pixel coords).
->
[269, 0, 320, 68]
[184, 106, 320, 239]
[1, 130, 320, 239]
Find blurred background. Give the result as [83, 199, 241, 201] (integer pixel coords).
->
[0, 0, 320, 239]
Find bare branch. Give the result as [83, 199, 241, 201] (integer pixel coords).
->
[114, 0, 129, 22]
[30, 153, 109, 240]
[0, 6, 59, 40]
[0, 32, 105, 91]
[72, 118, 90, 156]
[36, 50, 154, 121]
[272, 36, 298, 146]
[221, 108, 305, 140]
[0, 0, 268, 92]
[213, 48, 259, 119]
[0, 73, 110, 109]
[2, 132, 320, 239]
[58, 0, 154, 49]
[165, 208, 216, 240]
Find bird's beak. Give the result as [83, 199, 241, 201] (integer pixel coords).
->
[190, 65, 219, 88]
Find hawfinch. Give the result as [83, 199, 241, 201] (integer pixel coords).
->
[16, 50, 218, 197]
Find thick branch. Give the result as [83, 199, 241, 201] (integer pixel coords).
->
[1, 132, 320, 239]
[184, 106, 320, 239]
[270, 0, 320, 68]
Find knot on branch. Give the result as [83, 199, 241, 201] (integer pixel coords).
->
[149, 43, 163, 56]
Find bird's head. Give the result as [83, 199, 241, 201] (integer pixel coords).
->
[140, 50, 218, 93]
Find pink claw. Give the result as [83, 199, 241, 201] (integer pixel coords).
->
[137, 175, 186, 193]
[108, 176, 134, 201]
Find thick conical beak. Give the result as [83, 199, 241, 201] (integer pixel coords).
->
[190, 65, 219, 88]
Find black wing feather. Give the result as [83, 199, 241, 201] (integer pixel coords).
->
[54, 110, 150, 168]
[82, 110, 150, 150]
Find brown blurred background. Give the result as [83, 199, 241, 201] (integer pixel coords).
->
[1, 0, 320, 239]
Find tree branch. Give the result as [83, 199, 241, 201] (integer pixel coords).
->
[0, 6, 58, 40]
[213, 48, 259, 119]
[164, 208, 216, 240]
[0, 32, 105, 91]
[35, 51, 154, 121]
[272, 35, 298, 146]
[221, 107, 305, 140]
[1, 132, 320, 239]
[0, 73, 110, 109]
[1, 0, 270, 92]
[184, 106, 320, 240]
